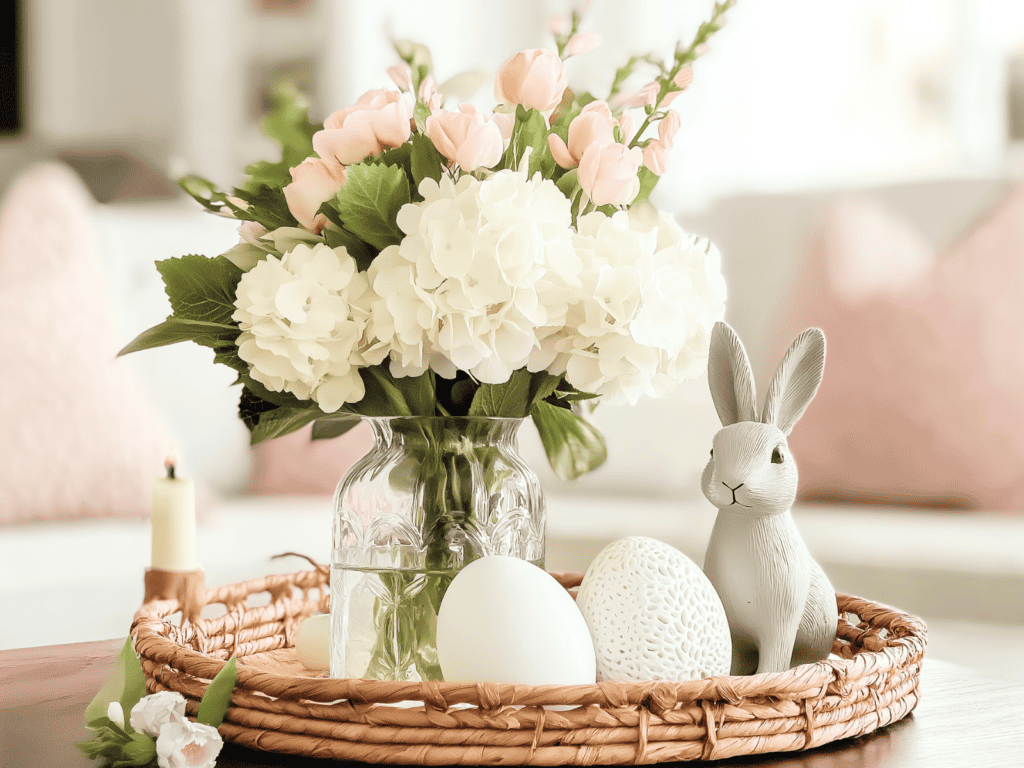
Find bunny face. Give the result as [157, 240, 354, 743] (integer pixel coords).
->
[701, 422, 799, 515]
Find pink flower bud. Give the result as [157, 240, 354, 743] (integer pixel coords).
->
[564, 32, 602, 58]
[548, 100, 617, 170]
[387, 64, 412, 92]
[494, 49, 568, 113]
[642, 139, 668, 176]
[490, 112, 515, 141]
[283, 157, 347, 232]
[578, 142, 642, 206]
[548, 14, 571, 36]
[618, 112, 636, 144]
[639, 81, 660, 107]
[673, 67, 694, 90]
[313, 89, 412, 166]
[426, 105, 504, 171]
[658, 111, 681, 148]
[419, 75, 441, 110]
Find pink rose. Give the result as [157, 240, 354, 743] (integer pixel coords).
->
[426, 106, 504, 171]
[658, 111, 682, 148]
[578, 143, 642, 206]
[312, 89, 412, 166]
[642, 139, 668, 176]
[283, 157, 347, 232]
[494, 49, 567, 113]
[547, 100, 617, 170]
[564, 32, 602, 58]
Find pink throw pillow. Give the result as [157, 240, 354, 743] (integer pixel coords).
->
[0, 163, 172, 523]
[779, 189, 1024, 510]
[253, 423, 373, 495]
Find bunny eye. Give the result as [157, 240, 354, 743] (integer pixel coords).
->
[710, 448, 714, 458]
[771, 446, 784, 464]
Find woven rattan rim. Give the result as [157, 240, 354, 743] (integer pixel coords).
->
[131, 567, 927, 765]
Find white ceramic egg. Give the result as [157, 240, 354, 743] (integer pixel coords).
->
[576, 536, 731, 682]
[436, 555, 597, 685]
[295, 613, 330, 671]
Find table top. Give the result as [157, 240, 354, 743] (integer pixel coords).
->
[2, 639, 1022, 768]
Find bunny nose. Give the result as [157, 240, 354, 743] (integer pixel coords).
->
[722, 482, 745, 505]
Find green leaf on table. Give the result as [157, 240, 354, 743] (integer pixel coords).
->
[84, 639, 147, 727]
[119, 733, 156, 767]
[530, 401, 608, 480]
[469, 369, 533, 418]
[311, 415, 361, 440]
[331, 163, 410, 251]
[157, 255, 243, 326]
[410, 132, 444, 190]
[196, 656, 238, 729]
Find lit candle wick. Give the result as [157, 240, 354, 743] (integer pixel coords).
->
[165, 458, 176, 480]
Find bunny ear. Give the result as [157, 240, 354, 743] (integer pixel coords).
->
[761, 327, 826, 435]
[708, 322, 758, 426]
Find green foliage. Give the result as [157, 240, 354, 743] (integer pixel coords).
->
[84, 639, 147, 728]
[322, 223, 377, 272]
[469, 369, 534, 418]
[500, 105, 552, 176]
[530, 401, 608, 480]
[196, 656, 238, 728]
[248, 406, 322, 445]
[311, 415, 361, 440]
[635, 166, 660, 203]
[329, 163, 411, 251]
[117, 318, 237, 358]
[410, 132, 445, 189]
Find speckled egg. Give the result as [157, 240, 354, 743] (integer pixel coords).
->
[576, 536, 731, 682]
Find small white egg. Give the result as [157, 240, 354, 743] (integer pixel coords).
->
[295, 613, 330, 671]
[437, 556, 596, 685]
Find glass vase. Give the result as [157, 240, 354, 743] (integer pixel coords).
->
[330, 416, 545, 681]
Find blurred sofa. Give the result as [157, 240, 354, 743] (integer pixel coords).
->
[2, 164, 1022, 656]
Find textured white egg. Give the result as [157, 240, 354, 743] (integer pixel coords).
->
[576, 537, 731, 682]
[295, 613, 330, 671]
[437, 556, 597, 685]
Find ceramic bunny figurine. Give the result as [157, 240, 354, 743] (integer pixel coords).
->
[701, 322, 838, 675]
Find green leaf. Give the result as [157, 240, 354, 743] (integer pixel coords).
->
[221, 242, 268, 272]
[635, 165, 660, 203]
[391, 371, 436, 415]
[121, 733, 156, 767]
[249, 406, 322, 445]
[375, 141, 413, 173]
[311, 416, 361, 440]
[117, 318, 238, 357]
[84, 639, 147, 727]
[332, 163, 410, 251]
[414, 102, 431, 134]
[556, 168, 579, 201]
[157, 255, 243, 326]
[259, 80, 318, 168]
[353, 367, 414, 417]
[322, 223, 377, 272]
[410, 132, 444, 189]
[530, 401, 608, 480]
[469, 369, 533, 418]
[502, 106, 549, 174]
[231, 183, 299, 230]
[528, 372, 562, 407]
[243, 158, 292, 189]
[196, 656, 238, 729]
[238, 386, 279, 433]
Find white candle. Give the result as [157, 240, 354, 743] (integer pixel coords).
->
[151, 446, 198, 571]
[295, 614, 330, 671]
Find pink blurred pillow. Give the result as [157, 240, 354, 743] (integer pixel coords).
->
[780, 189, 1024, 510]
[0, 163, 172, 523]
[253, 422, 373, 495]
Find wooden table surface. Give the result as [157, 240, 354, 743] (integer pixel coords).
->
[2, 639, 1022, 768]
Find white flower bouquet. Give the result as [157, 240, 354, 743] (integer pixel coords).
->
[120, 3, 730, 481]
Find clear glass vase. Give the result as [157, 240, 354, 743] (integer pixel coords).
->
[330, 416, 545, 681]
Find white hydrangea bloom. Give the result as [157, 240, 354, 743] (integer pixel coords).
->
[368, 171, 581, 383]
[233, 242, 384, 413]
[549, 206, 726, 405]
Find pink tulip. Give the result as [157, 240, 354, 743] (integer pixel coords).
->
[658, 111, 681, 148]
[494, 49, 567, 113]
[564, 32, 602, 58]
[313, 89, 412, 166]
[642, 139, 668, 176]
[419, 75, 441, 110]
[426, 106, 504, 171]
[387, 64, 412, 92]
[283, 157, 348, 233]
[578, 142, 642, 206]
[547, 100, 617, 170]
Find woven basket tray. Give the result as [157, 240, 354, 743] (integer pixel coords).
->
[131, 566, 927, 765]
